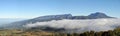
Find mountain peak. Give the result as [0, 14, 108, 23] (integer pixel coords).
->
[89, 12, 107, 16]
[88, 12, 112, 19]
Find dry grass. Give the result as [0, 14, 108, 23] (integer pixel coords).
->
[0, 29, 67, 36]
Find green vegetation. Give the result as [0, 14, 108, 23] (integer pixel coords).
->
[0, 28, 120, 36]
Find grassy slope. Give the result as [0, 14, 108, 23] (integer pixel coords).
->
[0, 28, 120, 36]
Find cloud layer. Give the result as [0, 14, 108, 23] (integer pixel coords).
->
[24, 18, 120, 33]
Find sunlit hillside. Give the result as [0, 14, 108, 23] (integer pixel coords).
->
[0, 28, 120, 36]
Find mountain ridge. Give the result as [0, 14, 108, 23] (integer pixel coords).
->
[4, 12, 114, 28]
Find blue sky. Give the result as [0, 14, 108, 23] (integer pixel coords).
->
[0, 0, 120, 18]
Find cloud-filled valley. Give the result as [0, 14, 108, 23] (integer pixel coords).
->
[24, 18, 120, 33]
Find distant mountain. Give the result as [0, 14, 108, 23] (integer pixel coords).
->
[0, 18, 25, 24]
[88, 12, 113, 19]
[4, 14, 73, 28]
[71, 12, 113, 19]
[0, 18, 26, 29]
[4, 12, 114, 28]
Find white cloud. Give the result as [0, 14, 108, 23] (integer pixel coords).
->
[24, 18, 120, 33]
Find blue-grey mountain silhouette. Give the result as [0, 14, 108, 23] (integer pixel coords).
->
[4, 12, 114, 29]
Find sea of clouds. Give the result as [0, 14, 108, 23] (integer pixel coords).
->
[24, 18, 120, 33]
